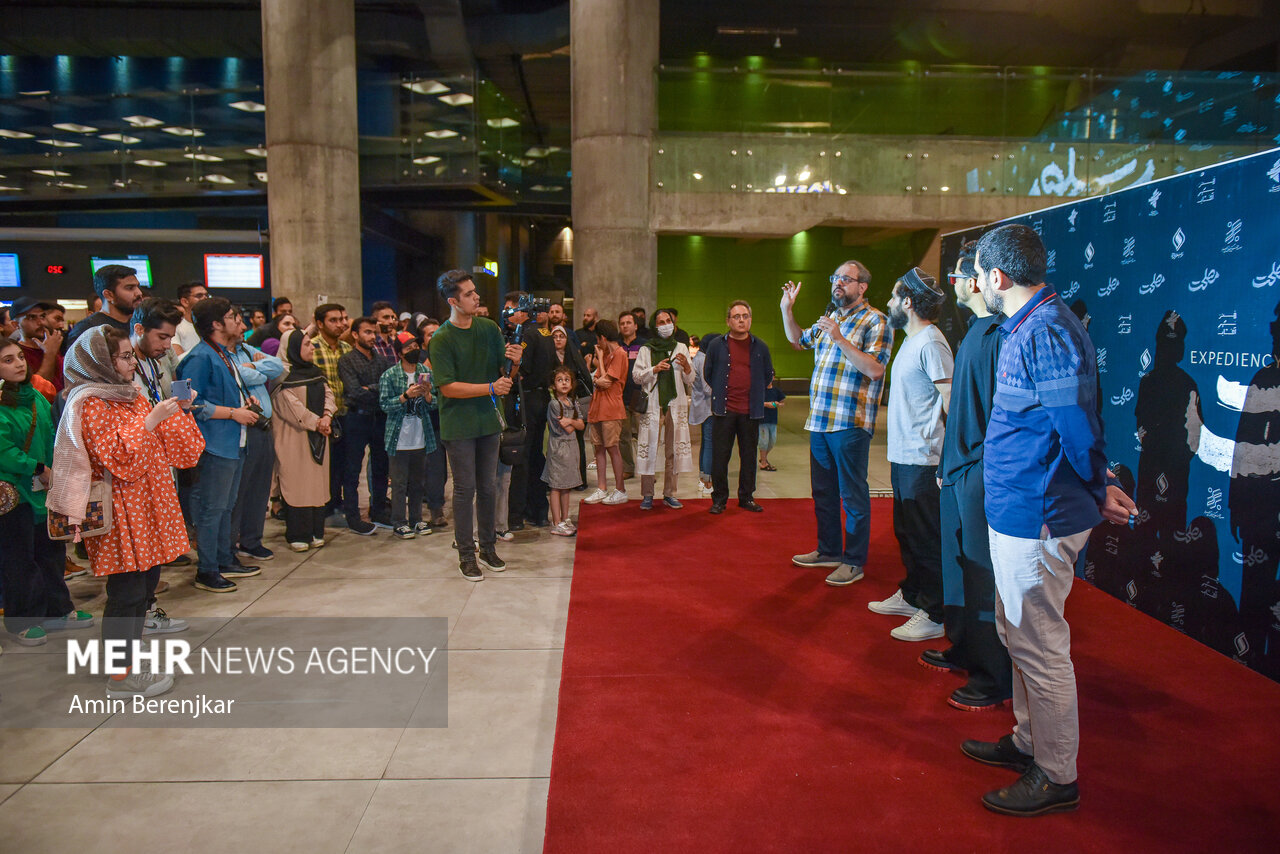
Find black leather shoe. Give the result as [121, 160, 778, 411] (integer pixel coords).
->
[193, 573, 237, 593]
[919, 648, 966, 674]
[508, 520, 526, 532]
[709, 503, 725, 515]
[739, 500, 764, 513]
[221, 563, 261, 579]
[948, 684, 1012, 711]
[982, 764, 1079, 817]
[961, 734, 1034, 772]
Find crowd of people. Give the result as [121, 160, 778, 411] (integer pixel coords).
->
[0, 223, 1137, 816]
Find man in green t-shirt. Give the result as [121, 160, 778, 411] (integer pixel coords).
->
[428, 269, 523, 581]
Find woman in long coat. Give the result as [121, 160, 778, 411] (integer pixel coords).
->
[271, 329, 337, 551]
[631, 309, 695, 509]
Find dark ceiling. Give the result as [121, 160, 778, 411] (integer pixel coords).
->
[1, 0, 1276, 149]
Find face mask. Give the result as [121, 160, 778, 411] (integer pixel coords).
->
[657, 323, 675, 338]
[402, 349, 421, 363]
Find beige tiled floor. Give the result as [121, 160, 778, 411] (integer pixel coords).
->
[0, 400, 888, 852]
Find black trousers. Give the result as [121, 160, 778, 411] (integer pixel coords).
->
[230, 422, 274, 551]
[940, 465, 1012, 696]
[509, 392, 550, 525]
[424, 410, 448, 512]
[102, 565, 162, 658]
[0, 502, 72, 633]
[341, 410, 390, 521]
[444, 432, 500, 555]
[891, 462, 944, 623]
[284, 502, 327, 544]
[711, 411, 759, 505]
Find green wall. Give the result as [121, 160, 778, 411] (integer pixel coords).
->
[656, 227, 924, 378]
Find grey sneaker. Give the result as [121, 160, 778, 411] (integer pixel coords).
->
[868, 589, 918, 617]
[824, 564, 865, 587]
[105, 665, 175, 699]
[793, 550, 843, 569]
[143, 607, 188, 635]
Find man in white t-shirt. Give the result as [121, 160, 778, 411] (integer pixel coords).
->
[173, 280, 208, 360]
[867, 267, 954, 642]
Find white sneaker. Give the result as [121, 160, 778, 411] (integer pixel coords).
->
[105, 664, 175, 699]
[582, 488, 608, 504]
[890, 609, 946, 642]
[867, 589, 917, 617]
[602, 489, 629, 505]
[311, 537, 326, 549]
[143, 607, 188, 635]
[587, 461, 597, 470]
[495, 529, 515, 542]
[289, 541, 310, 552]
[551, 522, 575, 537]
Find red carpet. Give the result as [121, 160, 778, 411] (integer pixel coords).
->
[544, 498, 1280, 853]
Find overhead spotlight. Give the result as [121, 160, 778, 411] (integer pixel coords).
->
[229, 100, 266, 112]
[0, 130, 35, 139]
[32, 169, 71, 177]
[56, 181, 88, 189]
[439, 93, 474, 106]
[774, 173, 787, 186]
[692, 172, 703, 180]
[37, 139, 81, 148]
[244, 147, 268, 157]
[183, 153, 224, 162]
[424, 129, 458, 139]
[99, 133, 141, 143]
[412, 155, 441, 165]
[402, 80, 449, 95]
[52, 122, 98, 133]
[797, 166, 812, 182]
[202, 174, 234, 184]
[161, 126, 205, 137]
[134, 160, 166, 167]
[485, 117, 519, 128]
[123, 115, 164, 127]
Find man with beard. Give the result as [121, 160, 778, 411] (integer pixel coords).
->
[961, 224, 1135, 816]
[576, 306, 599, 365]
[780, 260, 893, 587]
[866, 268, 953, 642]
[66, 264, 146, 349]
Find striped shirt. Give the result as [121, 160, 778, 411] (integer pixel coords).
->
[311, 336, 353, 415]
[798, 301, 893, 433]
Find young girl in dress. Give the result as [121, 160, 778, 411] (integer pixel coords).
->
[542, 365, 585, 537]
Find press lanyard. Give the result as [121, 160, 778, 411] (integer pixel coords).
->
[214, 344, 252, 405]
[136, 357, 163, 405]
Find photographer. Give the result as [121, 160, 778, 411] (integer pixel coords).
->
[430, 270, 523, 581]
[501, 291, 556, 530]
[176, 298, 265, 594]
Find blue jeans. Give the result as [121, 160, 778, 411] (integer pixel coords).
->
[810, 427, 872, 566]
[697, 420, 713, 478]
[192, 450, 244, 578]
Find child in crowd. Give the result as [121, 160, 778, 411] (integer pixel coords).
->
[543, 365, 585, 536]
[759, 373, 785, 471]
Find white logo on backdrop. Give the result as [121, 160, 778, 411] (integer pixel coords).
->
[1267, 157, 1280, 191]
[1068, 209, 1079, 231]
[1062, 281, 1080, 299]
[1031, 219, 1044, 236]
[1189, 268, 1220, 292]
[1140, 348, 1154, 372]
[1112, 386, 1134, 405]
[1148, 188, 1161, 214]
[1103, 201, 1118, 223]
[1171, 227, 1186, 259]
[1099, 277, 1119, 297]
[1217, 311, 1237, 336]
[1139, 273, 1166, 295]
[1096, 347, 1108, 373]
[1206, 487, 1225, 519]
[1223, 219, 1242, 253]
[1196, 177, 1216, 204]
[1117, 312, 1132, 333]
[1122, 236, 1137, 264]
[1084, 242, 1096, 269]
[1253, 262, 1280, 288]
[1046, 249, 1057, 272]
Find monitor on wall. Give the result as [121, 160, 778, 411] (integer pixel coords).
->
[204, 254, 264, 290]
[91, 255, 152, 290]
[0, 253, 19, 288]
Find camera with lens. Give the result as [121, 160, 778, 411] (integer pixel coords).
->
[245, 401, 271, 431]
[500, 293, 552, 345]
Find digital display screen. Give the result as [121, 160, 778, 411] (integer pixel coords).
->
[0, 253, 19, 288]
[205, 254, 264, 290]
[91, 255, 152, 290]
[47, 265, 65, 275]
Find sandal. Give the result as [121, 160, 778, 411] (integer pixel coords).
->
[760, 463, 777, 471]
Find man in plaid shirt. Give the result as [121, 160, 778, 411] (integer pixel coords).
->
[311, 303, 352, 516]
[780, 260, 893, 586]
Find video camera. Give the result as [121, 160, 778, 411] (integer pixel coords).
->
[500, 293, 552, 345]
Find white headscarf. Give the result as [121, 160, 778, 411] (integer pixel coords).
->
[46, 326, 141, 524]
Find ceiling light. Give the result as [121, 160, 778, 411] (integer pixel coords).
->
[184, 153, 224, 162]
[524, 146, 561, 158]
[19, 90, 50, 96]
[402, 80, 449, 95]
[229, 100, 266, 112]
[244, 147, 267, 157]
[52, 122, 98, 133]
[37, 139, 81, 148]
[100, 133, 141, 143]
[134, 160, 166, 167]
[486, 117, 519, 128]
[692, 172, 703, 180]
[255, 171, 268, 182]
[123, 115, 164, 127]
[161, 126, 205, 137]
[940, 186, 950, 192]
[424, 129, 458, 139]
[202, 174, 234, 184]
[774, 174, 787, 186]
[439, 94, 474, 106]
[530, 185, 564, 192]
[796, 166, 812, 182]
[412, 155, 441, 165]
[33, 169, 71, 177]
[0, 186, 21, 191]
[56, 182, 88, 189]
[0, 130, 35, 139]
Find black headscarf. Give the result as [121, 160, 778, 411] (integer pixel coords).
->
[277, 330, 328, 463]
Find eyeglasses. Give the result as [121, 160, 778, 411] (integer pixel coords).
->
[115, 351, 137, 364]
[728, 313, 752, 321]
[829, 274, 862, 286]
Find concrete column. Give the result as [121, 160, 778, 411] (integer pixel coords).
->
[570, 0, 658, 319]
[261, 0, 362, 316]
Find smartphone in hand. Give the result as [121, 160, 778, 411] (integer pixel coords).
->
[170, 379, 193, 401]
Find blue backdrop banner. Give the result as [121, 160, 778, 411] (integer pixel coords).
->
[942, 148, 1280, 682]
